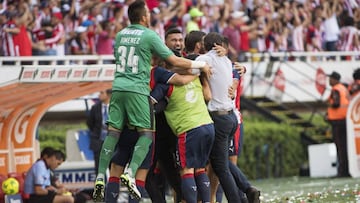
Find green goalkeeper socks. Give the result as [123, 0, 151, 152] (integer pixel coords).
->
[128, 135, 152, 176]
[98, 135, 119, 175]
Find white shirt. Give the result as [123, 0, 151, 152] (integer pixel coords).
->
[196, 50, 234, 112]
[323, 14, 340, 41]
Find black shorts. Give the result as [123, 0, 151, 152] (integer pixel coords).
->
[28, 191, 56, 203]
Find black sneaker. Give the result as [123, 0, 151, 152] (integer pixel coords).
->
[246, 187, 260, 203]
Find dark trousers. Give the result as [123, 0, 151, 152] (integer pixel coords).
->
[229, 162, 251, 192]
[330, 119, 350, 177]
[210, 112, 241, 202]
[93, 149, 101, 175]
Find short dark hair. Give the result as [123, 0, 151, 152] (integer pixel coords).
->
[128, 0, 146, 24]
[41, 147, 56, 158]
[222, 37, 229, 48]
[106, 88, 112, 95]
[165, 28, 182, 40]
[353, 68, 360, 80]
[54, 150, 66, 161]
[203, 32, 223, 51]
[185, 30, 206, 52]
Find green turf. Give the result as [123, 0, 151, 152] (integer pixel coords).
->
[252, 177, 360, 202]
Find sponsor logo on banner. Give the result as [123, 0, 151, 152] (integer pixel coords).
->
[52, 68, 72, 81]
[14, 152, 33, 173]
[0, 153, 8, 174]
[15, 154, 31, 165]
[55, 167, 96, 189]
[315, 67, 327, 95]
[20, 67, 38, 82]
[19, 66, 115, 82]
[347, 93, 360, 177]
[33, 68, 54, 81]
[98, 67, 115, 80]
[83, 67, 102, 81]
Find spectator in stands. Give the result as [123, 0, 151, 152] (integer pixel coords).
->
[291, 3, 310, 52]
[81, 19, 96, 55]
[86, 89, 112, 175]
[222, 11, 243, 62]
[2, 2, 32, 57]
[49, 11, 66, 57]
[111, 2, 129, 33]
[349, 68, 360, 97]
[70, 26, 90, 55]
[306, 16, 324, 52]
[238, 14, 254, 62]
[27, 18, 47, 56]
[95, 20, 116, 57]
[150, 7, 165, 41]
[326, 71, 350, 177]
[0, 11, 7, 56]
[208, 3, 230, 34]
[186, 7, 203, 33]
[1, 0, 360, 60]
[338, 16, 359, 52]
[322, 0, 340, 52]
[24, 147, 74, 203]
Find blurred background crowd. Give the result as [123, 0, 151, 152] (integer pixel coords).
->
[0, 0, 360, 61]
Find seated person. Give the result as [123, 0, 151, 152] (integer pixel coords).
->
[24, 147, 74, 203]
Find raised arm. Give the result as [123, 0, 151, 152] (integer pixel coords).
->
[165, 54, 212, 79]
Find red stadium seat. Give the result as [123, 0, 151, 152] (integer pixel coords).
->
[0, 174, 7, 203]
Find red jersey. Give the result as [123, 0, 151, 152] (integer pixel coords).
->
[2, 20, 19, 56]
[12, 25, 32, 56]
[339, 26, 358, 51]
[45, 23, 65, 49]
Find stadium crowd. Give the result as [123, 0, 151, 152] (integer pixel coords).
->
[0, 0, 360, 60]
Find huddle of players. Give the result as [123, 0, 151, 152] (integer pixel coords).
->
[106, 29, 258, 203]
[92, 1, 260, 202]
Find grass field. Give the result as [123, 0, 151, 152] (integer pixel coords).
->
[252, 176, 360, 203]
[132, 176, 360, 203]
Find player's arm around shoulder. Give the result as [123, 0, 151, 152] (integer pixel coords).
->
[168, 73, 198, 86]
[200, 74, 212, 102]
[166, 54, 212, 79]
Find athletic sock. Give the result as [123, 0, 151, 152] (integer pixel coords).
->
[181, 173, 197, 203]
[98, 135, 119, 174]
[105, 176, 120, 203]
[128, 180, 147, 203]
[128, 135, 152, 176]
[195, 170, 211, 203]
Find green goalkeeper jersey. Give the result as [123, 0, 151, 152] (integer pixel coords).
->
[113, 24, 173, 95]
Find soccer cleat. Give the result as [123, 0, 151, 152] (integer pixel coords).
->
[120, 172, 141, 200]
[93, 175, 105, 202]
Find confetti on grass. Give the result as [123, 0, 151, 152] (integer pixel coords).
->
[253, 177, 360, 203]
